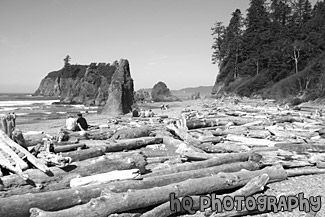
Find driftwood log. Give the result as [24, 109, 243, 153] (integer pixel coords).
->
[0, 153, 147, 197]
[29, 165, 287, 217]
[111, 126, 152, 140]
[141, 173, 269, 217]
[61, 137, 162, 162]
[0, 130, 50, 173]
[144, 151, 253, 177]
[53, 143, 86, 153]
[0, 161, 258, 217]
[70, 169, 142, 188]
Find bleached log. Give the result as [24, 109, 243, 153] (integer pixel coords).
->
[0, 135, 29, 171]
[0, 130, 50, 174]
[29, 165, 287, 217]
[0, 150, 28, 180]
[70, 169, 141, 188]
[286, 167, 325, 177]
[226, 134, 276, 147]
[0, 153, 147, 197]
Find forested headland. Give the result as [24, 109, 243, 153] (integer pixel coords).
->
[211, 0, 325, 104]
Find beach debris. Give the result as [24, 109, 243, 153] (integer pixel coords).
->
[2, 97, 325, 217]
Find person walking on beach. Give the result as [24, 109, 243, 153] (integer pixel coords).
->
[76, 113, 88, 131]
[65, 115, 77, 131]
[12, 112, 16, 127]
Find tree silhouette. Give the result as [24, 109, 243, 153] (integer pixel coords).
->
[63, 55, 71, 67]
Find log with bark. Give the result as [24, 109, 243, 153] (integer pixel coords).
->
[111, 126, 152, 140]
[141, 173, 269, 217]
[0, 152, 147, 197]
[104, 137, 163, 152]
[0, 161, 259, 217]
[186, 118, 229, 130]
[53, 143, 86, 153]
[143, 152, 254, 177]
[29, 165, 287, 217]
[61, 146, 106, 162]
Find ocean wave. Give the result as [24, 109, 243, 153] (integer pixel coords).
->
[57, 111, 67, 114]
[0, 107, 18, 111]
[0, 100, 60, 107]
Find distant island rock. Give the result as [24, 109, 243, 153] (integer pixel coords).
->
[151, 81, 179, 102]
[34, 58, 135, 111]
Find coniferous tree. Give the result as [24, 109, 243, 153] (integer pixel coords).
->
[211, 22, 226, 65]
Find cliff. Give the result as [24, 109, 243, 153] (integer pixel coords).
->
[34, 60, 131, 106]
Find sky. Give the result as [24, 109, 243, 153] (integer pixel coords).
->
[0, 0, 318, 93]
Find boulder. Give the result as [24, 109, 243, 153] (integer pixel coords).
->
[100, 59, 135, 115]
[151, 81, 179, 102]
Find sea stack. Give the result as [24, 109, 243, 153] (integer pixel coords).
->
[151, 81, 179, 102]
[101, 59, 135, 115]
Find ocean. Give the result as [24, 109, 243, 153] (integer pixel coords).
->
[0, 93, 99, 125]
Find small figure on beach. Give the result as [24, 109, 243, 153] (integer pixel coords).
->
[139, 109, 145, 118]
[75, 113, 88, 131]
[160, 104, 169, 110]
[132, 108, 139, 117]
[65, 115, 77, 131]
[148, 109, 154, 117]
[12, 112, 16, 127]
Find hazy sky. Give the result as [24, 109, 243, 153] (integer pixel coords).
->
[0, 0, 318, 93]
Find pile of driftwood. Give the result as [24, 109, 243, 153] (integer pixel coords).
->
[1, 98, 325, 217]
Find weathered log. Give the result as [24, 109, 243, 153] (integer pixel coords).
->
[0, 153, 147, 197]
[61, 146, 106, 162]
[286, 167, 325, 177]
[198, 136, 222, 144]
[22, 132, 46, 147]
[0, 150, 28, 180]
[162, 136, 205, 155]
[12, 130, 28, 149]
[29, 165, 287, 217]
[62, 129, 113, 141]
[53, 143, 86, 153]
[0, 130, 50, 174]
[226, 134, 276, 147]
[0, 117, 8, 135]
[141, 173, 269, 217]
[274, 142, 325, 153]
[143, 152, 253, 177]
[186, 119, 229, 130]
[105, 137, 163, 152]
[70, 169, 142, 188]
[0, 161, 258, 217]
[167, 124, 226, 153]
[0, 136, 29, 171]
[247, 130, 271, 139]
[111, 126, 152, 140]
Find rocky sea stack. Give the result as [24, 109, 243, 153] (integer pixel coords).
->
[151, 81, 179, 102]
[100, 59, 135, 115]
[34, 58, 135, 113]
